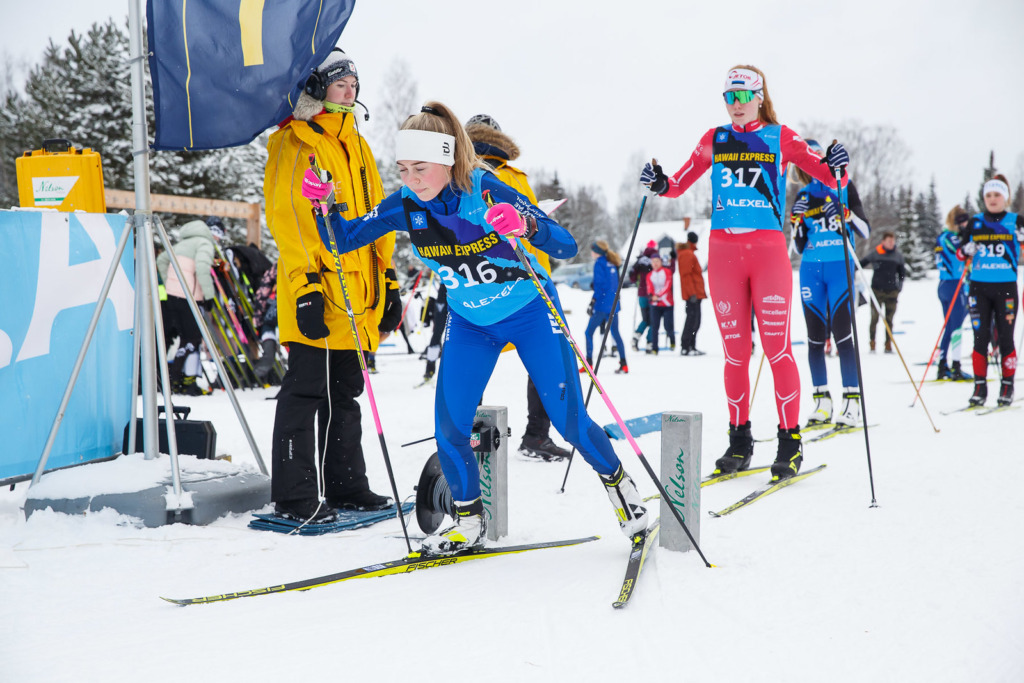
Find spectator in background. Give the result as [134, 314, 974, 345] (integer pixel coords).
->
[645, 254, 675, 354]
[629, 240, 659, 351]
[582, 240, 628, 373]
[156, 219, 219, 396]
[860, 230, 906, 354]
[676, 231, 707, 356]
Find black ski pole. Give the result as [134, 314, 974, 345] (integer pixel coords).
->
[559, 194, 648, 493]
[832, 157, 878, 507]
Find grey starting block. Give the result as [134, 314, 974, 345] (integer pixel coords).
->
[24, 454, 270, 527]
[473, 406, 508, 541]
[659, 411, 702, 552]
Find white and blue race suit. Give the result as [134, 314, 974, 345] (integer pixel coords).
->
[318, 169, 621, 501]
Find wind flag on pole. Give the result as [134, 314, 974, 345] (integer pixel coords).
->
[147, 0, 357, 151]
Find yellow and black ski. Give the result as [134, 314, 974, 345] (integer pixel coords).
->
[612, 520, 660, 609]
[708, 465, 828, 518]
[162, 536, 598, 606]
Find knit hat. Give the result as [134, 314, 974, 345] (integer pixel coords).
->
[591, 241, 606, 255]
[687, 231, 698, 244]
[647, 240, 657, 249]
[466, 114, 501, 131]
[317, 49, 358, 89]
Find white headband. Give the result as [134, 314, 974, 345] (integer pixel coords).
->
[983, 179, 1010, 201]
[396, 129, 456, 166]
[724, 68, 764, 97]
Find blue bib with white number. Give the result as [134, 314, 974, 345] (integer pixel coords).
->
[710, 124, 786, 232]
[400, 169, 548, 326]
[797, 180, 853, 263]
[966, 212, 1019, 283]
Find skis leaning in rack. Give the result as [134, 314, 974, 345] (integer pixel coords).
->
[162, 536, 597, 606]
[612, 520, 660, 609]
[708, 465, 828, 518]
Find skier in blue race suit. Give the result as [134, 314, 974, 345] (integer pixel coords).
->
[958, 173, 1023, 407]
[933, 206, 971, 381]
[790, 140, 871, 429]
[301, 102, 650, 554]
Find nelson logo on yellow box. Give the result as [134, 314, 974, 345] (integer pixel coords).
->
[31, 176, 80, 206]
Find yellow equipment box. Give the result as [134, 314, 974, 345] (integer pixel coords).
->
[16, 138, 107, 213]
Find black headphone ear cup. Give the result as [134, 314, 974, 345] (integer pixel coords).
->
[304, 71, 326, 101]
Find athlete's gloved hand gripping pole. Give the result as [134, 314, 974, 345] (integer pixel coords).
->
[827, 142, 879, 507]
[304, 155, 413, 553]
[483, 193, 712, 569]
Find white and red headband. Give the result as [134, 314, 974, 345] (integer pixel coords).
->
[724, 68, 764, 97]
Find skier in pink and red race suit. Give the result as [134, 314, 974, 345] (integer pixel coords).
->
[640, 65, 851, 482]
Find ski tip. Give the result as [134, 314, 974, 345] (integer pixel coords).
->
[160, 597, 188, 606]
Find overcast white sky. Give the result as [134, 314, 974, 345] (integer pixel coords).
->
[5, 0, 1024, 217]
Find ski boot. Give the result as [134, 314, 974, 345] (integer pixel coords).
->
[518, 434, 571, 462]
[645, 342, 658, 356]
[770, 426, 803, 481]
[998, 379, 1014, 407]
[631, 333, 641, 352]
[615, 361, 629, 374]
[713, 421, 754, 475]
[600, 465, 649, 537]
[668, 338, 676, 352]
[834, 389, 861, 427]
[421, 498, 487, 555]
[968, 380, 987, 407]
[274, 498, 339, 524]
[327, 490, 393, 512]
[805, 387, 832, 427]
[950, 361, 967, 381]
[869, 340, 876, 353]
[936, 359, 951, 380]
[176, 375, 209, 396]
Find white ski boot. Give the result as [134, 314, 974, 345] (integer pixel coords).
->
[420, 498, 486, 555]
[834, 388, 861, 427]
[600, 465, 649, 537]
[805, 387, 832, 426]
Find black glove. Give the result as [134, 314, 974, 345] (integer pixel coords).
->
[587, 299, 595, 316]
[378, 269, 403, 333]
[824, 142, 850, 176]
[790, 196, 810, 217]
[295, 290, 330, 340]
[200, 298, 214, 312]
[822, 196, 841, 226]
[640, 162, 669, 195]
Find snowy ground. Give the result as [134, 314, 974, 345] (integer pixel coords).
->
[2, 271, 1022, 683]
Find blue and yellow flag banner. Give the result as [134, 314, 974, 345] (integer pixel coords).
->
[147, 0, 356, 151]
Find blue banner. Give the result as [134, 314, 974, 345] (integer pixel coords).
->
[0, 211, 135, 483]
[147, 0, 356, 151]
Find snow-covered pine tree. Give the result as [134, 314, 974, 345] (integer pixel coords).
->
[896, 186, 929, 280]
[916, 179, 942, 246]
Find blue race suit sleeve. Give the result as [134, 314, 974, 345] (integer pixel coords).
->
[317, 190, 408, 253]
[479, 173, 578, 259]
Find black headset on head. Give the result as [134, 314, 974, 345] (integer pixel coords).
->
[304, 48, 359, 101]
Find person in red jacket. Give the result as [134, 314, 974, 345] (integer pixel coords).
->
[644, 254, 675, 354]
[676, 231, 707, 355]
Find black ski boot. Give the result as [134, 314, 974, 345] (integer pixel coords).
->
[518, 434, 571, 461]
[936, 359, 951, 380]
[770, 426, 803, 481]
[713, 422, 753, 474]
[950, 361, 967, 381]
[998, 379, 1014, 407]
[968, 380, 987, 406]
[327, 490, 393, 512]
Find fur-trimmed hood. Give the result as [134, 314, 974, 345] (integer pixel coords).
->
[465, 123, 520, 161]
[292, 91, 326, 122]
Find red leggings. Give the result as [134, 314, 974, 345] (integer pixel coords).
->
[707, 230, 800, 429]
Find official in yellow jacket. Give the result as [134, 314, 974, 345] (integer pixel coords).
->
[264, 49, 396, 522]
[465, 114, 570, 462]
